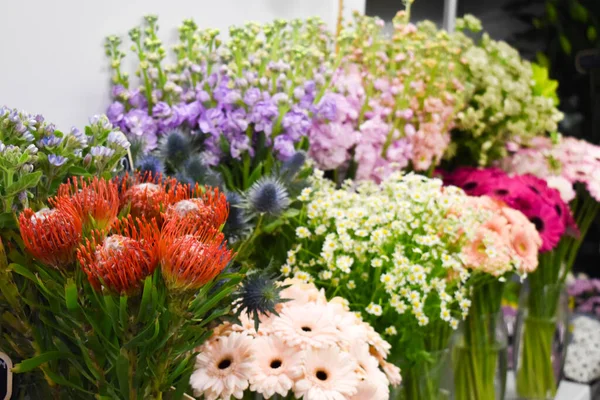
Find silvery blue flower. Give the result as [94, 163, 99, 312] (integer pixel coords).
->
[48, 154, 68, 167]
[25, 144, 38, 155]
[38, 135, 62, 148]
[281, 151, 307, 178]
[107, 130, 131, 149]
[136, 154, 164, 176]
[69, 127, 88, 148]
[246, 176, 291, 216]
[90, 146, 115, 158]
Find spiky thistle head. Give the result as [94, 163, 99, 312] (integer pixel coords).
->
[280, 150, 307, 179]
[77, 215, 160, 294]
[160, 129, 191, 168]
[20, 205, 83, 269]
[245, 176, 291, 217]
[136, 154, 165, 177]
[234, 268, 288, 331]
[223, 191, 252, 242]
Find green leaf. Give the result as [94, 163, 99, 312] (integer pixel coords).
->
[44, 369, 95, 395]
[68, 165, 93, 177]
[588, 26, 598, 42]
[559, 35, 572, 55]
[248, 163, 265, 186]
[119, 295, 128, 330]
[282, 208, 300, 219]
[0, 212, 18, 229]
[262, 218, 285, 234]
[12, 351, 69, 373]
[5, 171, 43, 197]
[65, 279, 79, 311]
[137, 276, 153, 323]
[116, 350, 130, 400]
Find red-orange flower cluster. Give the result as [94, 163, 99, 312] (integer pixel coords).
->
[159, 218, 233, 291]
[163, 185, 229, 230]
[51, 177, 120, 234]
[118, 172, 189, 225]
[19, 205, 83, 268]
[77, 216, 160, 294]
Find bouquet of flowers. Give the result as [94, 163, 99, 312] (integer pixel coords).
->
[443, 167, 576, 399]
[451, 18, 564, 167]
[309, 10, 468, 182]
[105, 16, 327, 266]
[0, 108, 130, 396]
[448, 196, 541, 400]
[3, 171, 246, 399]
[500, 135, 600, 275]
[280, 170, 506, 399]
[190, 279, 401, 400]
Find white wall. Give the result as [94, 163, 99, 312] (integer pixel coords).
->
[0, 0, 365, 130]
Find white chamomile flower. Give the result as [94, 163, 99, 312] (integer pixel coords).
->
[295, 226, 311, 239]
[366, 303, 383, 316]
[385, 326, 398, 336]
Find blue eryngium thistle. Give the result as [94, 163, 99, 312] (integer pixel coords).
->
[280, 150, 306, 179]
[136, 154, 164, 176]
[234, 269, 288, 331]
[223, 191, 251, 241]
[246, 177, 290, 216]
[160, 129, 190, 167]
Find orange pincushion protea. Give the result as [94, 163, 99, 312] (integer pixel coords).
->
[51, 177, 119, 234]
[77, 216, 160, 294]
[19, 205, 83, 268]
[159, 218, 233, 291]
[164, 185, 229, 230]
[118, 172, 189, 225]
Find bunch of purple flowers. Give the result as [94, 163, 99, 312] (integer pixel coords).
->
[105, 16, 337, 191]
[569, 276, 600, 318]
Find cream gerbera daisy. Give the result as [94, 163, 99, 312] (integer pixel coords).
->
[190, 332, 254, 400]
[380, 359, 402, 386]
[294, 346, 360, 400]
[271, 303, 339, 349]
[249, 335, 303, 398]
[363, 323, 392, 359]
[350, 342, 389, 400]
[279, 278, 327, 306]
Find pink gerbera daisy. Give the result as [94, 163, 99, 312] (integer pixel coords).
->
[294, 346, 360, 400]
[249, 336, 303, 398]
[190, 332, 254, 400]
[271, 303, 340, 349]
[350, 342, 389, 400]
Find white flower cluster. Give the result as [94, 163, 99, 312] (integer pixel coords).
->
[283, 170, 488, 335]
[455, 32, 564, 165]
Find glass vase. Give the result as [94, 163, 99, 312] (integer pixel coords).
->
[390, 350, 453, 400]
[451, 311, 508, 400]
[514, 283, 570, 400]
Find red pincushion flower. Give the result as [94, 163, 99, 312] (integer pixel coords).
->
[50, 177, 120, 234]
[163, 185, 229, 230]
[118, 172, 189, 225]
[20, 205, 83, 268]
[159, 218, 233, 291]
[77, 216, 160, 294]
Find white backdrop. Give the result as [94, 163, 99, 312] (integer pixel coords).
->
[0, 0, 365, 130]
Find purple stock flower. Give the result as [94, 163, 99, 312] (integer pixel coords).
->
[128, 89, 148, 109]
[112, 85, 126, 99]
[196, 90, 211, 103]
[250, 100, 278, 135]
[48, 154, 68, 167]
[229, 135, 251, 159]
[274, 135, 295, 160]
[152, 102, 171, 118]
[182, 101, 204, 126]
[243, 88, 262, 106]
[124, 109, 158, 151]
[153, 102, 184, 132]
[282, 109, 311, 141]
[199, 108, 225, 136]
[316, 96, 337, 121]
[106, 102, 125, 128]
[225, 108, 249, 132]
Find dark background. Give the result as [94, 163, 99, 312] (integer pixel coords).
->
[366, 0, 600, 277]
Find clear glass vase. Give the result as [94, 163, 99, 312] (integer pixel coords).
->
[390, 350, 453, 400]
[514, 283, 570, 400]
[451, 311, 508, 400]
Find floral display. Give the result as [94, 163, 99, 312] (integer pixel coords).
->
[3, 173, 243, 399]
[442, 166, 576, 399]
[451, 20, 563, 166]
[569, 275, 600, 318]
[191, 278, 401, 400]
[0, 107, 129, 217]
[282, 169, 522, 399]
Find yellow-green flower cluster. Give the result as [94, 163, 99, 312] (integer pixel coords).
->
[451, 16, 564, 165]
[283, 170, 491, 344]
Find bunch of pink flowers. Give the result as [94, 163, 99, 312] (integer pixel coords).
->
[500, 136, 600, 203]
[190, 279, 401, 400]
[460, 196, 542, 276]
[442, 167, 576, 252]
